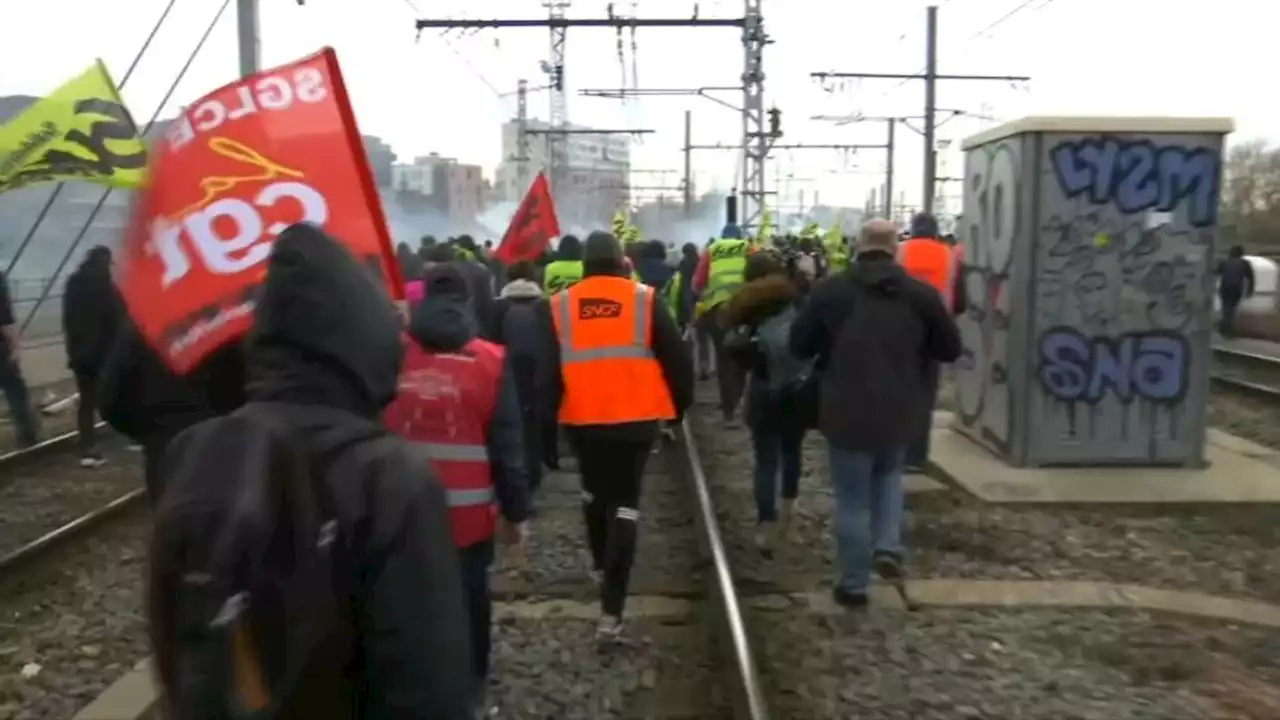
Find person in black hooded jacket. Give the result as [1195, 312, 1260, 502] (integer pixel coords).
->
[97, 316, 246, 505]
[151, 223, 474, 719]
[789, 219, 961, 609]
[61, 245, 122, 466]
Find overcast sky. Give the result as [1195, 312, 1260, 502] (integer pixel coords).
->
[3, 0, 1276, 215]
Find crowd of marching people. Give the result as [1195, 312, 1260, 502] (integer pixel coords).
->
[0, 212, 963, 718]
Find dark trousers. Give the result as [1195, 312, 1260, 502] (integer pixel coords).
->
[567, 430, 653, 617]
[750, 420, 805, 523]
[73, 370, 99, 455]
[1220, 293, 1241, 337]
[906, 360, 940, 468]
[705, 307, 745, 420]
[141, 431, 178, 508]
[458, 539, 495, 684]
[510, 357, 544, 493]
[0, 357, 37, 447]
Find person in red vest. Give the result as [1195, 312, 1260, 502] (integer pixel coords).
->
[894, 213, 967, 472]
[382, 264, 531, 717]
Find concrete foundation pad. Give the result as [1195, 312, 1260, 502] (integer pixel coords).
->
[929, 422, 1280, 504]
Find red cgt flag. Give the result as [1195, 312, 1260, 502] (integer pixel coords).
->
[494, 172, 560, 264]
[118, 47, 402, 374]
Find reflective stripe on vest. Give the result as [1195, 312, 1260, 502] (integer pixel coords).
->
[411, 442, 495, 507]
[554, 283, 655, 364]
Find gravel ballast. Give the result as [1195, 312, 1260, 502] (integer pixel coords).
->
[0, 510, 150, 720]
[0, 442, 144, 560]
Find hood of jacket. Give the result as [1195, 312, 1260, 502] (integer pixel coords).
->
[850, 250, 909, 298]
[408, 296, 476, 352]
[636, 257, 675, 289]
[245, 223, 403, 417]
[720, 274, 796, 328]
[500, 278, 542, 299]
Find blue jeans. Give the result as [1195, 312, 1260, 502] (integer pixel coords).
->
[828, 445, 906, 594]
[751, 423, 804, 523]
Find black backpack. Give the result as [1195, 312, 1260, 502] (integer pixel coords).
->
[149, 402, 388, 720]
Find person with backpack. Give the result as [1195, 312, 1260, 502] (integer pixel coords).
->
[789, 218, 961, 611]
[384, 262, 531, 715]
[148, 223, 475, 720]
[721, 251, 816, 555]
[489, 259, 559, 493]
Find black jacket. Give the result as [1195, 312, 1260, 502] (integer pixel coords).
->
[97, 320, 246, 446]
[489, 279, 557, 403]
[790, 251, 962, 452]
[541, 267, 694, 442]
[457, 261, 497, 336]
[61, 250, 123, 375]
[224, 224, 472, 719]
[408, 279, 531, 525]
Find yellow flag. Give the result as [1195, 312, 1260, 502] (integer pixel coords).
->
[799, 222, 821, 240]
[756, 209, 774, 246]
[611, 209, 629, 239]
[0, 59, 147, 194]
[823, 215, 844, 249]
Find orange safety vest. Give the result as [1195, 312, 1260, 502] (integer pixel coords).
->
[896, 238, 962, 307]
[382, 337, 503, 548]
[551, 275, 677, 425]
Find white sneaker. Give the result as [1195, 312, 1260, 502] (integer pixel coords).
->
[588, 568, 604, 585]
[79, 455, 106, 469]
[754, 522, 776, 555]
[779, 499, 798, 541]
[595, 614, 624, 647]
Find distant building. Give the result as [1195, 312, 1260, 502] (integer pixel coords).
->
[494, 119, 631, 227]
[391, 153, 485, 224]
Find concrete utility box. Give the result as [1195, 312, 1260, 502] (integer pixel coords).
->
[955, 116, 1234, 467]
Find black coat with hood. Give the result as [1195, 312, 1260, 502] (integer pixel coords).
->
[161, 224, 473, 719]
[489, 277, 557, 401]
[62, 246, 123, 376]
[720, 272, 808, 431]
[674, 244, 700, 327]
[540, 260, 695, 443]
[414, 265, 531, 524]
[789, 251, 962, 452]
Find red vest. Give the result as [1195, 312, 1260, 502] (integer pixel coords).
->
[383, 336, 504, 548]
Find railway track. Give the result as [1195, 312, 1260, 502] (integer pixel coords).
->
[1211, 344, 1280, 398]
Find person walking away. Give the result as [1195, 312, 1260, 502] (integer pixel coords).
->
[149, 223, 475, 720]
[894, 212, 966, 473]
[97, 316, 246, 505]
[0, 271, 38, 448]
[489, 259, 557, 499]
[397, 241, 424, 282]
[543, 234, 584, 296]
[635, 239, 675, 292]
[1217, 245, 1254, 338]
[384, 263, 530, 714]
[692, 224, 752, 423]
[541, 231, 693, 644]
[721, 251, 816, 555]
[790, 219, 961, 610]
[61, 246, 122, 467]
[675, 243, 710, 379]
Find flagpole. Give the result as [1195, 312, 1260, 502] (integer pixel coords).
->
[237, 0, 261, 76]
[18, 0, 234, 335]
[3, 0, 181, 278]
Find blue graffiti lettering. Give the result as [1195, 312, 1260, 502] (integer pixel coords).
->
[1036, 327, 1189, 404]
[1049, 138, 1220, 228]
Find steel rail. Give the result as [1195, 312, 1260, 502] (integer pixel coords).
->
[0, 488, 147, 574]
[1209, 373, 1280, 399]
[0, 421, 107, 471]
[678, 418, 770, 720]
[1212, 345, 1280, 366]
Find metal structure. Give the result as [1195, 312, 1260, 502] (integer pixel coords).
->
[811, 5, 1029, 215]
[544, 0, 571, 199]
[236, 0, 261, 76]
[416, 7, 758, 226]
[515, 79, 531, 193]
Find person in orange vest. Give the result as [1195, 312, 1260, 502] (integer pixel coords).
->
[382, 264, 531, 716]
[541, 230, 694, 645]
[894, 213, 967, 473]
